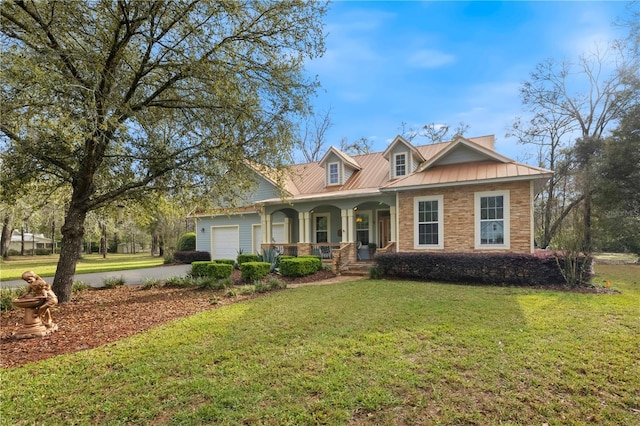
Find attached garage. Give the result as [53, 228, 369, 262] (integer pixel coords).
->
[252, 222, 286, 255]
[211, 226, 239, 259]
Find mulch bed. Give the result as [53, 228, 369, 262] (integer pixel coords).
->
[1, 269, 336, 368]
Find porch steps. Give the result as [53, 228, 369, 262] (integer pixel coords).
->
[340, 261, 375, 277]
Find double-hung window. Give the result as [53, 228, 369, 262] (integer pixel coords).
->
[314, 214, 329, 243]
[394, 153, 406, 178]
[475, 191, 510, 249]
[328, 162, 339, 185]
[414, 195, 443, 249]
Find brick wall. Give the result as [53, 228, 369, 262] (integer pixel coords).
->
[397, 180, 533, 253]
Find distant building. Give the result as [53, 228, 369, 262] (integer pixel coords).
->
[9, 230, 55, 254]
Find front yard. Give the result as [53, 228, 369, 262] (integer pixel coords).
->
[1, 264, 638, 425]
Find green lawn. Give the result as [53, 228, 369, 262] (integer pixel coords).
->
[0, 253, 164, 281]
[1, 264, 638, 425]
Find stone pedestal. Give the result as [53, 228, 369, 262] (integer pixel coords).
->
[12, 297, 58, 339]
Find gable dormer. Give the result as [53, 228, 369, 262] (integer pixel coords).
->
[382, 135, 426, 180]
[318, 146, 361, 187]
[416, 135, 508, 172]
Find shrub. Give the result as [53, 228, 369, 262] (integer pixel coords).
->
[177, 232, 196, 251]
[164, 276, 195, 287]
[374, 252, 578, 286]
[174, 251, 211, 264]
[35, 248, 53, 255]
[237, 285, 256, 295]
[214, 259, 237, 268]
[280, 257, 318, 277]
[266, 277, 287, 290]
[72, 281, 91, 292]
[207, 263, 234, 280]
[1, 287, 25, 312]
[297, 255, 322, 271]
[199, 277, 230, 290]
[103, 276, 125, 288]
[141, 278, 162, 289]
[237, 254, 260, 265]
[163, 250, 176, 264]
[191, 261, 214, 277]
[241, 261, 271, 282]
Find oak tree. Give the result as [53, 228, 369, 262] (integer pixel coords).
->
[0, 0, 327, 301]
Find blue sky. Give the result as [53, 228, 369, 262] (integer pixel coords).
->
[305, 1, 632, 163]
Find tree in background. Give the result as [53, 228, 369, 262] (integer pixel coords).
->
[400, 121, 470, 143]
[512, 38, 639, 250]
[296, 107, 333, 163]
[593, 105, 640, 255]
[0, 1, 327, 301]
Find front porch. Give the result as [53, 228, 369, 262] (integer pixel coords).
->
[262, 241, 396, 275]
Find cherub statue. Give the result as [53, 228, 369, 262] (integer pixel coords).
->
[20, 271, 58, 329]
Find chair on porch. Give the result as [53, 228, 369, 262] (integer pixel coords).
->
[356, 241, 362, 260]
[320, 245, 332, 259]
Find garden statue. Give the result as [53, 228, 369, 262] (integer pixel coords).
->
[12, 271, 59, 339]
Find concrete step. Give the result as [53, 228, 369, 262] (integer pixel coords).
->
[340, 262, 375, 276]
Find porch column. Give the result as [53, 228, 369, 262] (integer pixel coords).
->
[390, 206, 397, 242]
[284, 218, 290, 243]
[341, 209, 348, 243]
[298, 212, 306, 243]
[347, 209, 355, 242]
[266, 214, 273, 243]
[303, 212, 311, 243]
[261, 212, 268, 244]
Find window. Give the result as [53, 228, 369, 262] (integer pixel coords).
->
[414, 195, 443, 249]
[328, 162, 339, 185]
[355, 212, 370, 245]
[475, 191, 510, 249]
[394, 153, 406, 177]
[314, 214, 329, 243]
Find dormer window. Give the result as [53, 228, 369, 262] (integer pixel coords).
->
[328, 162, 339, 185]
[394, 153, 406, 177]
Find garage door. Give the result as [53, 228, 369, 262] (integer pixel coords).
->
[253, 223, 286, 255]
[212, 226, 239, 259]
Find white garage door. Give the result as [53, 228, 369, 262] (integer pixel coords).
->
[253, 223, 286, 255]
[212, 226, 239, 259]
[272, 223, 285, 243]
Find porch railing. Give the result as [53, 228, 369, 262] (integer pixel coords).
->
[311, 243, 341, 260]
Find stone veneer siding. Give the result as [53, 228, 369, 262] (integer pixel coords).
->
[397, 180, 533, 253]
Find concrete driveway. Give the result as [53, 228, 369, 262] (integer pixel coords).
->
[0, 264, 192, 289]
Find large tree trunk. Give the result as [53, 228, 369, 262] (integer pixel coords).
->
[0, 213, 13, 258]
[53, 201, 89, 303]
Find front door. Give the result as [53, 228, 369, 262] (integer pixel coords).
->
[378, 213, 390, 248]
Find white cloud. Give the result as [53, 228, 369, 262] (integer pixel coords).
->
[407, 49, 455, 68]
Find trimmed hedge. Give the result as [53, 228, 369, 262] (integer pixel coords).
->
[215, 259, 237, 267]
[280, 257, 319, 277]
[207, 263, 234, 280]
[297, 255, 322, 271]
[191, 261, 213, 277]
[174, 251, 211, 264]
[374, 252, 588, 286]
[237, 254, 260, 265]
[241, 261, 271, 282]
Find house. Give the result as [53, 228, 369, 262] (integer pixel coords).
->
[193, 135, 553, 272]
[9, 230, 55, 254]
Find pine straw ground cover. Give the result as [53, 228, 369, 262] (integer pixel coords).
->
[1, 269, 338, 368]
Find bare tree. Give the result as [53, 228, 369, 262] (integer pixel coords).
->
[296, 107, 333, 162]
[400, 121, 470, 143]
[516, 43, 639, 250]
[339, 136, 372, 156]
